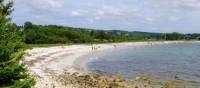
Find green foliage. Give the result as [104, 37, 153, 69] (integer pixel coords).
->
[22, 23, 144, 44]
[24, 25, 77, 44]
[165, 32, 182, 40]
[23, 22, 200, 44]
[25, 44, 68, 49]
[11, 77, 35, 88]
[0, 0, 34, 87]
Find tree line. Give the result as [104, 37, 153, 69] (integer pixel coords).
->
[21, 22, 200, 44]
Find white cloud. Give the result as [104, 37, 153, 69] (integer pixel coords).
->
[17, 0, 62, 9]
[70, 10, 89, 16]
[146, 17, 154, 22]
[89, 4, 141, 23]
[168, 16, 179, 21]
[96, 4, 139, 16]
[146, 0, 200, 11]
[45, 0, 62, 8]
[12, 0, 200, 33]
[71, 11, 80, 16]
[98, 4, 125, 15]
[94, 16, 101, 20]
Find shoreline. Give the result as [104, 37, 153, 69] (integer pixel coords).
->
[23, 41, 200, 88]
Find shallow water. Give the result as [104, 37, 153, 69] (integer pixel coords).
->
[84, 43, 200, 83]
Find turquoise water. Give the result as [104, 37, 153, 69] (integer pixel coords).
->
[85, 43, 200, 82]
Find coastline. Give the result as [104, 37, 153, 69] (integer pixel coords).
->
[23, 41, 200, 88]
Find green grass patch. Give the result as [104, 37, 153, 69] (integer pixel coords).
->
[25, 43, 71, 49]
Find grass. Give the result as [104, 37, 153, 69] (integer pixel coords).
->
[25, 43, 71, 49]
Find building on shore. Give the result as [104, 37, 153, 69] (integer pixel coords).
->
[184, 35, 192, 40]
[197, 37, 200, 40]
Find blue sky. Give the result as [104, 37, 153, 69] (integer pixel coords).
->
[12, 0, 200, 33]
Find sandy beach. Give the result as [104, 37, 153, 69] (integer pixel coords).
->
[24, 43, 120, 88]
[23, 41, 200, 88]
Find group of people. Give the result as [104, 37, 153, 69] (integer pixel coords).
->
[91, 45, 100, 50]
[91, 44, 117, 50]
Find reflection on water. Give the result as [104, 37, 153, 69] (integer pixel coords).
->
[85, 43, 200, 83]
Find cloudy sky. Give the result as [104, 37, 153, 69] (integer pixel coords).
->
[12, 0, 200, 33]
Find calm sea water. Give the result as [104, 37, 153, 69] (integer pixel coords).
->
[83, 43, 200, 82]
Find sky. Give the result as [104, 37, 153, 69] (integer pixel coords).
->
[11, 0, 200, 33]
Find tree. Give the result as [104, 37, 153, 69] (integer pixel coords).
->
[0, 0, 16, 62]
[24, 21, 33, 31]
[95, 31, 107, 39]
[0, 0, 34, 87]
[166, 32, 180, 40]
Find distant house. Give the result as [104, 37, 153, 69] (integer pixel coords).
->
[125, 33, 129, 37]
[146, 37, 158, 41]
[197, 37, 200, 40]
[184, 35, 192, 40]
[148, 38, 157, 41]
[117, 32, 121, 35]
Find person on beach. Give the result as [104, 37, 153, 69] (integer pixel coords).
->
[114, 45, 117, 48]
[91, 45, 94, 50]
[91, 45, 98, 50]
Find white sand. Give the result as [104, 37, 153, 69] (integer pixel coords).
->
[23, 41, 200, 88]
[24, 44, 117, 88]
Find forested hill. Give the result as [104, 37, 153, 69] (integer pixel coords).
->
[21, 22, 200, 44]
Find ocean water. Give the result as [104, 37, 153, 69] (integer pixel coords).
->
[84, 43, 200, 82]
